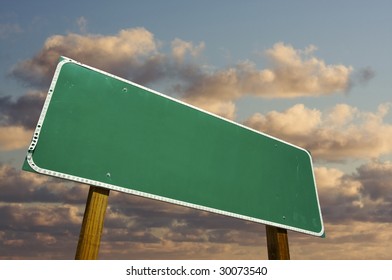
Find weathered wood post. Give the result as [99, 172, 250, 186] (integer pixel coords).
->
[266, 225, 290, 260]
[75, 186, 110, 260]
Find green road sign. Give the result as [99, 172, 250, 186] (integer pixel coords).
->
[23, 57, 324, 236]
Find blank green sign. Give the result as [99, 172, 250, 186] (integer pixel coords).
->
[23, 57, 324, 236]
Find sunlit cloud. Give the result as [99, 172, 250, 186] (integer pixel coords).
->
[2, 26, 389, 260]
[244, 103, 392, 161]
[8, 28, 355, 119]
[181, 42, 353, 117]
[9, 28, 161, 88]
[0, 126, 32, 151]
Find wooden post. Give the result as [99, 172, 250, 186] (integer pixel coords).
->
[265, 225, 290, 260]
[75, 186, 110, 260]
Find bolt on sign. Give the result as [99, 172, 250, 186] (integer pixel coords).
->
[23, 57, 324, 237]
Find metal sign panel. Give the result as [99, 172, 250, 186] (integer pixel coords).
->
[23, 57, 324, 236]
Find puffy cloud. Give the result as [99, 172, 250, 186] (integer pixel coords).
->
[244, 103, 392, 161]
[171, 38, 205, 63]
[354, 160, 392, 203]
[314, 167, 364, 221]
[10, 28, 161, 88]
[8, 28, 354, 119]
[246, 104, 321, 136]
[263, 43, 353, 96]
[182, 43, 352, 107]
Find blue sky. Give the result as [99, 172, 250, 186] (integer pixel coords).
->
[1, 1, 392, 259]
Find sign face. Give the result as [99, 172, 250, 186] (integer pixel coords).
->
[23, 57, 324, 236]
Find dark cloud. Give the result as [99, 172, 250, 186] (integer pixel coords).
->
[316, 160, 392, 224]
[0, 91, 45, 129]
[0, 164, 88, 204]
[0, 164, 266, 259]
[0, 229, 78, 260]
[2, 161, 392, 259]
[348, 67, 375, 90]
[354, 160, 392, 202]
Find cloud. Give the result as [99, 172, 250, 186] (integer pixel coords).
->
[354, 160, 392, 203]
[171, 38, 205, 63]
[315, 167, 364, 222]
[8, 28, 354, 119]
[0, 203, 82, 228]
[9, 28, 161, 88]
[314, 160, 392, 223]
[181, 43, 353, 106]
[76, 16, 88, 33]
[263, 43, 353, 96]
[1, 164, 266, 259]
[0, 126, 33, 151]
[0, 91, 46, 129]
[0, 23, 22, 39]
[0, 91, 46, 151]
[348, 66, 376, 89]
[178, 43, 352, 118]
[2, 27, 391, 260]
[0, 164, 88, 203]
[2, 161, 392, 259]
[244, 103, 392, 161]
[289, 221, 392, 259]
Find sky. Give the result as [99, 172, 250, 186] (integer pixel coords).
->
[0, 0, 392, 259]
